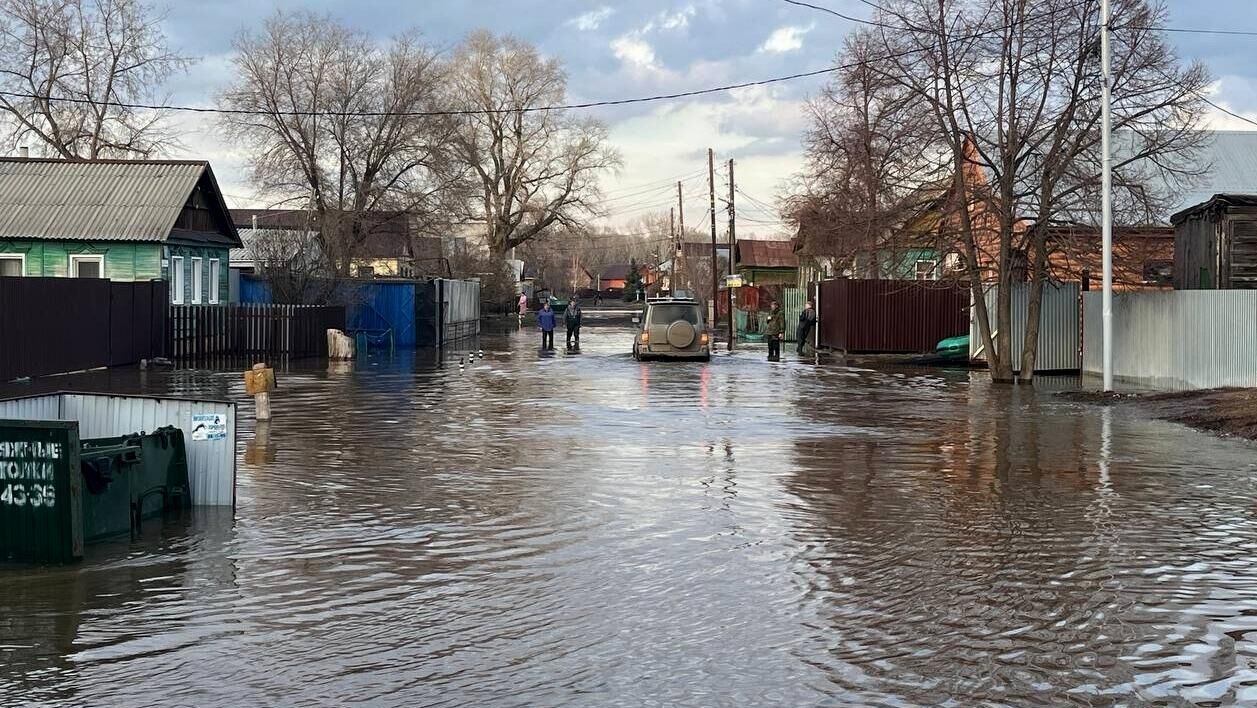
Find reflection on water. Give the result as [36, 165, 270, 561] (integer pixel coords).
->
[2, 324, 1257, 706]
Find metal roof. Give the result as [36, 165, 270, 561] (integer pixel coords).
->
[1169, 133, 1257, 215]
[736, 239, 798, 268]
[0, 158, 210, 242]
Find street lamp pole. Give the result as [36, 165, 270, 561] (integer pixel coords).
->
[1101, 0, 1114, 391]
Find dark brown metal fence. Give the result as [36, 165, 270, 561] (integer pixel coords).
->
[0, 277, 168, 381]
[169, 304, 345, 360]
[817, 279, 970, 353]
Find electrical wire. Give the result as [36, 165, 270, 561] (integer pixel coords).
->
[0, 0, 1108, 120]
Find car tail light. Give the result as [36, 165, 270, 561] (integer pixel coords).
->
[700, 332, 709, 345]
[640, 332, 649, 344]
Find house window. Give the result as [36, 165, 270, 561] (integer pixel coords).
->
[209, 259, 221, 304]
[0, 253, 24, 277]
[191, 257, 203, 304]
[914, 259, 938, 281]
[357, 265, 375, 278]
[171, 256, 185, 304]
[70, 254, 104, 278]
[1143, 259, 1173, 285]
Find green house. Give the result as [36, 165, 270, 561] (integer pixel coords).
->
[0, 158, 241, 304]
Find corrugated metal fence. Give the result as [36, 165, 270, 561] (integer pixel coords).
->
[817, 279, 970, 353]
[1083, 290, 1257, 388]
[0, 392, 236, 507]
[441, 278, 481, 343]
[969, 283, 1081, 373]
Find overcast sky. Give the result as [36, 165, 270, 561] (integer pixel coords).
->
[159, 0, 1257, 238]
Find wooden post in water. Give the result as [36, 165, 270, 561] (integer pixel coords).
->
[246, 362, 276, 421]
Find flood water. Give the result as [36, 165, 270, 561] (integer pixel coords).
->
[4, 320, 1257, 706]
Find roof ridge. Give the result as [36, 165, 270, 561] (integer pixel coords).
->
[0, 157, 209, 166]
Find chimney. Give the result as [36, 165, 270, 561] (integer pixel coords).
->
[17, 146, 28, 159]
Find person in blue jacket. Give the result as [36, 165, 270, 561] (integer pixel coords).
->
[537, 301, 557, 350]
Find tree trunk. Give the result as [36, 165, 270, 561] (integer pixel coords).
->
[991, 266, 1015, 383]
[1018, 232, 1050, 384]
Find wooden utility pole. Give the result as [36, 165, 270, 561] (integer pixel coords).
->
[708, 149, 718, 330]
[727, 158, 736, 351]
[669, 207, 675, 296]
[677, 181, 685, 295]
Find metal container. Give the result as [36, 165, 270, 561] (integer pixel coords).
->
[0, 420, 83, 563]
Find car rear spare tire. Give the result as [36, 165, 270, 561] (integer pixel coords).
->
[666, 321, 696, 348]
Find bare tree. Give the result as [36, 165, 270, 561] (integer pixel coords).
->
[220, 11, 464, 283]
[447, 31, 620, 257]
[0, 0, 190, 158]
[796, 0, 1209, 381]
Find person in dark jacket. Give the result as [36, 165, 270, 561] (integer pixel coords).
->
[764, 301, 785, 361]
[537, 301, 557, 350]
[564, 297, 583, 349]
[797, 300, 817, 355]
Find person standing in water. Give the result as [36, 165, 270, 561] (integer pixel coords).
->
[517, 292, 528, 323]
[764, 301, 784, 361]
[537, 301, 557, 350]
[564, 297, 583, 350]
[797, 300, 817, 355]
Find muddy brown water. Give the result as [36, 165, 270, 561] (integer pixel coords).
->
[3, 322, 1257, 706]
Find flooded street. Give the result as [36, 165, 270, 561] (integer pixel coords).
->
[4, 321, 1257, 706]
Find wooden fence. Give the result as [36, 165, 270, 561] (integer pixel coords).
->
[0, 277, 167, 382]
[169, 304, 346, 360]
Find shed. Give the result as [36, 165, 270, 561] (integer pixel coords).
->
[735, 239, 798, 286]
[1170, 194, 1257, 289]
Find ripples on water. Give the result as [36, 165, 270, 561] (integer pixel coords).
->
[3, 322, 1257, 706]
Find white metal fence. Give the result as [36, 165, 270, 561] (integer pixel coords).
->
[441, 278, 481, 342]
[0, 392, 236, 507]
[1083, 290, 1257, 389]
[970, 283, 1081, 372]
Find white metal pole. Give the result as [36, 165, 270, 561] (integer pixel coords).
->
[1101, 0, 1114, 391]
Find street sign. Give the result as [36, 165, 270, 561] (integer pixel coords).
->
[724, 274, 744, 288]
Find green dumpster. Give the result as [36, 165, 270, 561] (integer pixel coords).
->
[80, 426, 192, 542]
[1, 422, 191, 563]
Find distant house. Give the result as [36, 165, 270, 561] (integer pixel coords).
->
[588, 263, 657, 292]
[793, 131, 1257, 287]
[0, 158, 240, 305]
[228, 209, 444, 279]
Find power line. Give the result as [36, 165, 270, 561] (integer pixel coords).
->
[0, 0, 1109, 121]
[781, 0, 895, 29]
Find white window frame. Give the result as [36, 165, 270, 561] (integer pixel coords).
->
[69, 254, 105, 279]
[208, 259, 220, 304]
[171, 256, 185, 304]
[191, 257, 203, 304]
[0, 252, 25, 277]
[914, 259, 939, 281]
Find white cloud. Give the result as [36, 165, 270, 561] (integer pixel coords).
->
[567, 7, 615, 32]
[658, 5, 696, 31]
[758, 24, 814, 54]
[610, 35, 660, 70]
[594, 86, 808, 232]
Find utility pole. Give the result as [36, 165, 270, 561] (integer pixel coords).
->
[669, 207, 676, 296]
[1101, 0, 1113, 391]
[708, 148, 718, 331]
[677, 181, 685, 295]
[727, 158, 736, 351]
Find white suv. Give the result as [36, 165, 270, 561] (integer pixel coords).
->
[632, 299, 711, 362]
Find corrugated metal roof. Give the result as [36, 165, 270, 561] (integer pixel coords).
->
[0, 158, 207, 242]
[737, 239, 798, 268]
[1170, 132, 1257, 215]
